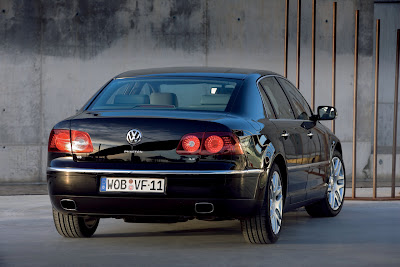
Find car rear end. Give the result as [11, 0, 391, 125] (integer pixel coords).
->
[47, 74, 263, 220]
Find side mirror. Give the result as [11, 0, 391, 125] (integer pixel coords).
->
[314, 106, 337, 121]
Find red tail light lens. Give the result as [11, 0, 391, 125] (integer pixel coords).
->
[48, 130, 71, 152]
[176, 132, 243, 155]
[48, 129, 93, 153]
[177, 133, 203, 155]
[182, 135, 201, 153]
[71, 131, 93, 153]
[204, 135, 224, 153]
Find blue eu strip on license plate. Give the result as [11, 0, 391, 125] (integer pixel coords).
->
[100, 177, 107, 192]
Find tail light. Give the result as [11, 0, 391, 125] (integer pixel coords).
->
[48, 130, 71, 152]
[204, 135, 224, 153]
[176, 132, 244, 155]
[71, 131, 93, 153]
[48, 129, 93, 153]
[181, 134, 201, 153]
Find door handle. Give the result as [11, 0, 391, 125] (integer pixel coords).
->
[307, 132, 314, 138]
[281, 131, 290, 138]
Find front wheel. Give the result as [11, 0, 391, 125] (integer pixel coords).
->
[305, 150, 345, 217]
[52, 208, 100, 238]
[241, 163, 284, 244]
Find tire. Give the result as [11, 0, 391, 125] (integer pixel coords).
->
[241, 163, 284, 244]
[52, 208, 100, 238]
[305, 150, 346, 217]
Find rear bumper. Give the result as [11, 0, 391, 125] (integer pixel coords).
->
[50, 195, 262, 218]
[47, 167, 263, 218]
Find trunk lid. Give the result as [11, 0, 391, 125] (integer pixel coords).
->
[70, 110, 234, 167]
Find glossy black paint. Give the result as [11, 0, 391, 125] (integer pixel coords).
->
[48, 67, 341, 219]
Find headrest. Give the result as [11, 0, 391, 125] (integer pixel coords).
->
[114, 94, 150, 105]
[150, 93, 178, 106]
[200, 94, 231, 105]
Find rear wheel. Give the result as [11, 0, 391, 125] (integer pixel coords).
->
[52, 208, 99, 238]
[241, 163, 283, 244]
[305, 150, 345, 217]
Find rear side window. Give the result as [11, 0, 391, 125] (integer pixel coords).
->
[88, 77, 241, 112]
[277, 78, 312, 120]
[257, 83, 276, 119]
[259, 77, 294, 119]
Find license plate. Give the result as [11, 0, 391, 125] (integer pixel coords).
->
[100, 177, 165, 193]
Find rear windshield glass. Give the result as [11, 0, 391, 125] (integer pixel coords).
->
[88, 77, 242, 112]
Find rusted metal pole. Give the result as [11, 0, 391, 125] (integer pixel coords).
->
[392, 29, 400, 198]
[352, 10, 359, 199]
[311, 0, 315, 111]
[296, 0, 301, 89]
[373, 19, 380, 199]
[331, 2, 337, 133]
[284, 0, 289, 78]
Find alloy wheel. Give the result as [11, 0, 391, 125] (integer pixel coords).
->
[327, 157, 345, 210]
[270, 171, 283, 234]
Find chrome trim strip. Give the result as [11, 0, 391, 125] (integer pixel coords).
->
[287, 160, 330, 171]
[47, 167, 263, 175]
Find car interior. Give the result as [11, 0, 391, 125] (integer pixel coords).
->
[90, 79, 237, 111]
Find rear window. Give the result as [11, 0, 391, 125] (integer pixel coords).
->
[88, 77, 242, 112]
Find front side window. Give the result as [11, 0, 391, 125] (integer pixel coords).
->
[259, 77, 294, 119]
[88, 77, 241, 112]
[277, 78, 312, 120]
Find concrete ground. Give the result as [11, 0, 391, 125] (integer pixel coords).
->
[0, 195, 399, 267]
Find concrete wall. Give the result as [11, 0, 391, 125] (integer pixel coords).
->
[374, 1, 400, 187]
[0, 0, 398, 187]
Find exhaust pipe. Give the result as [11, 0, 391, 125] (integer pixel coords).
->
[60, 199, 77, 211]
[195, 202, 214, 214]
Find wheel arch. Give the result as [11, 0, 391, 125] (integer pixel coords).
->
[330, 139, 343, 162]
[334, 141, 342, 155]
[273, 154, 288, 204]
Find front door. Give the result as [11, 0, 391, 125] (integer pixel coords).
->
[305, 122, 330, 200]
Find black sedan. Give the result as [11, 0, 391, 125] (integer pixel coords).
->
[47, 67, 345, 244]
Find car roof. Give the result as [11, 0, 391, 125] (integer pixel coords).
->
[115, 67, 278, 80]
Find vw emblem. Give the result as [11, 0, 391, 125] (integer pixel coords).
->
[126, 129, 142, 145]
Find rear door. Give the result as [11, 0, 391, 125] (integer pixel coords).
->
[276, 77, 327, 200]
[259, 77, 310, 204]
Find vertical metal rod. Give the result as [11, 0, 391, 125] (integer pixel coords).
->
[352, 10, 359, 199]
[284, 0, 289, 78]
[311, 0, 315, 111]
[296, 0, 301, 89]
[331, 2, 337, 133]
[373, 19, 380, 199]
[392, 29, 400, 198]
